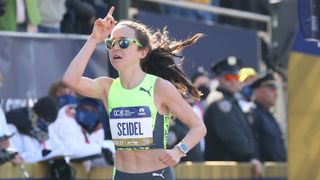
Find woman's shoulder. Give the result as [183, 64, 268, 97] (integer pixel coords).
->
[95, 76, 116, 91]
[155, 78, 179, 96]
[154, 77, 172, 87]
[96, 76, 114, 84]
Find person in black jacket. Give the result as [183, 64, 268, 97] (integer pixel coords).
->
[0, 0, 5, 16]
[250, 72, 287, 162]
[204, 56, 262, 176]
[61, 0, 96, 34]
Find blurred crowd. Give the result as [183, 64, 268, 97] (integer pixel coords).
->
[1, 71, 115, 178]
[0, 0, 113, 34]
[0, 0, 271, 34]
[167, 56, 287, 176]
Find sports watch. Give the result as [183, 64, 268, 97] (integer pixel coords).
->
[175, 143, 189, 155]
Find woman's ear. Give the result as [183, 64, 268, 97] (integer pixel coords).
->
[139, 47, 149, 59]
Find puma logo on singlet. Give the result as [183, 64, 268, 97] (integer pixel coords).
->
[139, 86, 152, 96]
[152, 170, 165, 179]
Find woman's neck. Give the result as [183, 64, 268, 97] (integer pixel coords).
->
[119, 68, 146, 89]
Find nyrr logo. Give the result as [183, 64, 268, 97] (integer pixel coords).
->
[138, 107, 146, 116]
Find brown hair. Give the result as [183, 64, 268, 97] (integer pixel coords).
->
[48, 80, 68, 97]
[117, 20, 204, 99]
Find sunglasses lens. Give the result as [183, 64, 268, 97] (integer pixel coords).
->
[119, 39, 130, 49]
[105, 38, 141, 50]
[105, 40, 113, 49]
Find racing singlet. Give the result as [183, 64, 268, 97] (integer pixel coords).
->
[108, 74, 171, 150]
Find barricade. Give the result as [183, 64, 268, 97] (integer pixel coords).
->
[0, 161, 287, 180]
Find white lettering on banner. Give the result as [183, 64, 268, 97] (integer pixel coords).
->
[1, 98, 37, 112]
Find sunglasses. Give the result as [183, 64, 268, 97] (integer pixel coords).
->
[224, 74, 240, 81]
[104, 37, 143, 50]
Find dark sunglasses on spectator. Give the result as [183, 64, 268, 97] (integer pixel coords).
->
[224, 74, 240, 81]
[104, 37, 143, 50]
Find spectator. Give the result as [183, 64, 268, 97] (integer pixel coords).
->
[49, 97, 114, 166]
[191, 66, 211, 121]
[0, 0, 41, 32]
[0, 70, 24, 166]
[61, 0, 97, 34]
[190, 67, 211, 157]
[0, 0, 5, 16]
[0, 108, 11, 141]
[1, 107, 24, 166]
[250, 72, 287, 162]
[48, 80, 78, 108]
[160, 0, 217, 25]
[204, 56, 263, 176]
[236, 67, 258, 114]
[6, 96, 76, 179]
[5, 96, 66, 163]
[218, 0, 270, 31]
[48, 80, 111, 139]
[38, 0, 67, 33]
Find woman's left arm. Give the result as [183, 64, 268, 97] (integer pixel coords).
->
[156, 79, 207, 166]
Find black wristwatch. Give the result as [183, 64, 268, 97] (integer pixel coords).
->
[175, 143, 189, 155]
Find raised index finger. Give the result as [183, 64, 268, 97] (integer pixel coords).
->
[104, 6, 115, 19]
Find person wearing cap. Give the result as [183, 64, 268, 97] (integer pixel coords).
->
[250, 72, 287, 162]
[5, 96, 69, 163]
[49, 97, 115, 166]
[204, 56, 262, 176]
[236, 67, 258, 114]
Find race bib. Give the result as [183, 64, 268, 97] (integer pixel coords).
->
[109, 106, 153, 147]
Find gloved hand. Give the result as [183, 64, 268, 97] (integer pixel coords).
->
[42, 149, 52, 157]
[99, 140, 115, 165]
[0, 149, 18, 165]
[101, 147, 114, 165]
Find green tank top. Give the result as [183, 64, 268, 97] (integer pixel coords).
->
[108, 74, 171, 150]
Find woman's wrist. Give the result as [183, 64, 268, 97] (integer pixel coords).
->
[88, 35, 102, 45]
[173, 146, 187, 157]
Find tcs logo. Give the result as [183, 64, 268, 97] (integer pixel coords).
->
[114, 110, 124, 117]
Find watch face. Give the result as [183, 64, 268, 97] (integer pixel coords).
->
[180, 143, 189, 153]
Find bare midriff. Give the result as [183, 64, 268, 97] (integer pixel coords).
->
[115, 149, 167, 173]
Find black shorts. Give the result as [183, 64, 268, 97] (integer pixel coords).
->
[113, 166, 175, 180]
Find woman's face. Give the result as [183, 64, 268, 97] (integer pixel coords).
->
[0, 138, 9, 149]
[108, 25, 146, 71]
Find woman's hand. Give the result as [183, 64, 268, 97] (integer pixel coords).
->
[159, 147, 185, 167]
[90, 6, 117, 43]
